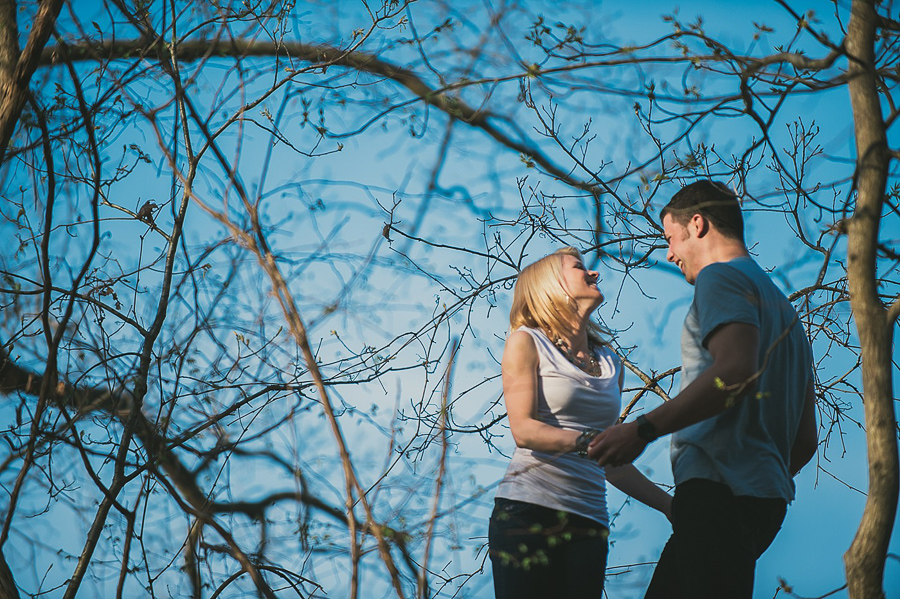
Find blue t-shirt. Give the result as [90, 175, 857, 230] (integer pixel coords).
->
[671, 257, 813, 502]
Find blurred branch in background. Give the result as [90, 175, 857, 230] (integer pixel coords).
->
[0, 1, 897, 598]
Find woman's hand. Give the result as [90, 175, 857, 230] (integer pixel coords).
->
[605, 463, 673, 522]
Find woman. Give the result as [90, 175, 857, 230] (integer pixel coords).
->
[489, 247, 672, 598]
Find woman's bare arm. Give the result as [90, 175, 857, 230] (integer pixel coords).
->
[502, 330, 581, 453]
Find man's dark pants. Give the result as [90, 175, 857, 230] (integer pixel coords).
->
[645, 478, 787, 599]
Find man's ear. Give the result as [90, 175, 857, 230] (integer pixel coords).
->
[689, 213, 709, 237]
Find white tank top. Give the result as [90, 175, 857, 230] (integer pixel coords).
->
[495, 327, 622, 527]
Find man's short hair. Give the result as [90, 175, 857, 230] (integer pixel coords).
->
[660, 180, 745, 242]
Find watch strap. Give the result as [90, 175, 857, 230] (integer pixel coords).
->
[635, 414, 659, 442]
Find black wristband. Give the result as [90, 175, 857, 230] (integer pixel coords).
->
[635, 414, 659, 442]
[574, 428, 600, 457]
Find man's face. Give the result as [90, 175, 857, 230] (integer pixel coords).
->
[663, 214, 700, 285]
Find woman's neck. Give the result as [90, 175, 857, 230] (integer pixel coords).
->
[556, 324, 590, 354]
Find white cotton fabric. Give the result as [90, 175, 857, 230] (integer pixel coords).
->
[495, 327, 622, 527]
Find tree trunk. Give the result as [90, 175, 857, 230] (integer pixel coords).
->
[844, 1, 900, 598]
[0, 0, 64, 163]
[0, 547, 20, 599]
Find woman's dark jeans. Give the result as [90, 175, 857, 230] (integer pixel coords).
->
[488, 498, 609, 599]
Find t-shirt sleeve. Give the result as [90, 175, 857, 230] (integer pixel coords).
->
[693, 263, 760, 348]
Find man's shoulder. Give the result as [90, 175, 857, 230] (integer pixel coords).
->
[698, 256, 758, 279]
[690, 259, 763, 334]
[694, 258, 760, 294]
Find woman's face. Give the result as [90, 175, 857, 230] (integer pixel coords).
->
[559, 254, 604, 312]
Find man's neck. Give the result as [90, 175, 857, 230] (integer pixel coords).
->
[697, 239, 750, 275]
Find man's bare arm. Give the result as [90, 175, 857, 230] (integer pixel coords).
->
[644, 322, 760, 437]
[590, 322, 759, 467]
[790, 380, 817, 476]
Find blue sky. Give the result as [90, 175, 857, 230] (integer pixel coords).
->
[2, 1, 899, 597]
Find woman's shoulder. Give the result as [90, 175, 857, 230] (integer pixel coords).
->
[592, 342, 622, 373]
[503, 329, 540, 371]
[506, 327, 539, 349]
[511, 326, 550, 341]
[509, 326, 557, 353]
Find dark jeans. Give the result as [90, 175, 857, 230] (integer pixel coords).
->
[645, 478, 787, 599]
[489, 498, 609, 599]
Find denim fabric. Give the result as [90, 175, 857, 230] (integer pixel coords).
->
[489, 498, 609, 599]
[644, 479, 787, 599]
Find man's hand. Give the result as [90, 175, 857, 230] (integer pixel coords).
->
[588, 421, 648, 467]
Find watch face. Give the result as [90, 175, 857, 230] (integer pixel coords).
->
[637, 416, 657, 441]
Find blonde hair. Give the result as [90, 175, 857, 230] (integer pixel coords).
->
[509, 247, 608, 346]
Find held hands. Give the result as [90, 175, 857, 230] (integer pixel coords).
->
[587, 421, 648, 467]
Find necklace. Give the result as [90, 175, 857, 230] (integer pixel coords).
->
[554, 338, 604, 377]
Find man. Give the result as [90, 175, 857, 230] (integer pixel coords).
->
[589, 180, 818, 598]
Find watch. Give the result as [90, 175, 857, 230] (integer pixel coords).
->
[635, 414, 659, 442]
